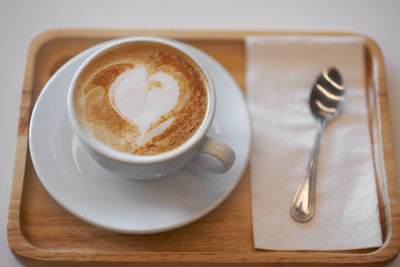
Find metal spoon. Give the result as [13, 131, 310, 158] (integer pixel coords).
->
[290, 67, 346, 222]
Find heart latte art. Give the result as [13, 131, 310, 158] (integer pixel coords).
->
[110, 66, 180, 145]
[74, 43, 208, 155]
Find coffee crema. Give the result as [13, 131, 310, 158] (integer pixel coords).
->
[73, 42, 208, 156]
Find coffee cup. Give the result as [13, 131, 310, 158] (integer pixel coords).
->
[67, 37, 235, 179]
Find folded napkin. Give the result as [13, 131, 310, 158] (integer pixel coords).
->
[246, 36, 382, 250]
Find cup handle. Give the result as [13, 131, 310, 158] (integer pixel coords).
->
[189, 137, 235, 173]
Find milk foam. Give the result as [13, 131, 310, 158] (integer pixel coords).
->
[75, 43, 208, 155]
[109, 65, 180, 145]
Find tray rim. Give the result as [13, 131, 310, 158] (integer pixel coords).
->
[7, 28, 400, 264]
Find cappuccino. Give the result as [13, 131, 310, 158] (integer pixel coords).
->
[73, 42, 208, 156]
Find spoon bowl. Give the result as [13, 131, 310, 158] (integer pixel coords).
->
[309, 67, 346, 123]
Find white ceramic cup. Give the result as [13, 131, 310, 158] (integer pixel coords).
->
[67, 37, 235, 180]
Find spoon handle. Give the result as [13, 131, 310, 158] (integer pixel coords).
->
[290, 120, 326, 222]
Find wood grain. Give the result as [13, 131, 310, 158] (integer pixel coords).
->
[7, 29, 400, 265]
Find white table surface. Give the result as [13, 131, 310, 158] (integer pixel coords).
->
[1, 0, 400, 266]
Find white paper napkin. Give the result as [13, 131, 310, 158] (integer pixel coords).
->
[246, 35, 382, 250]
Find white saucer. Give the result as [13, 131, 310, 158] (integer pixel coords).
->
[29, 40, 251, 234]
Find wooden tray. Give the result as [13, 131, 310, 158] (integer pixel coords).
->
[7, 29, 400, 265]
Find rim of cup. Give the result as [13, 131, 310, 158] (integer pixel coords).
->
[67, 37, 216, 165]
